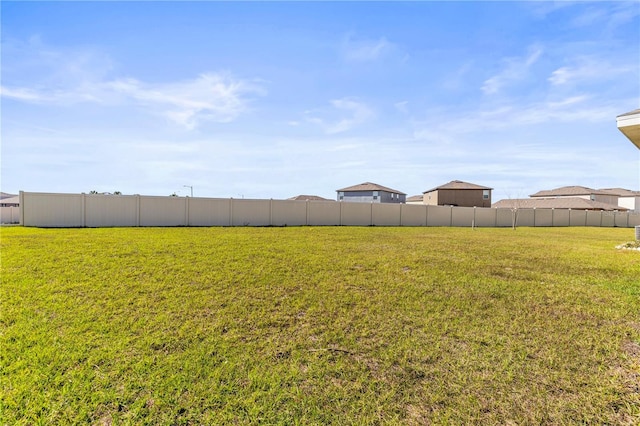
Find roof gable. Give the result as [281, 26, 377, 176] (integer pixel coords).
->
[287, 195, 332, 201]
[423, 180, 492, 194]
[337, 182, 406, 195]
[530, 186, 614, 197]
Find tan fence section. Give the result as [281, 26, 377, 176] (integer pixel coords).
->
[19, 191, 640, 228]
[1, 207, 20, 224]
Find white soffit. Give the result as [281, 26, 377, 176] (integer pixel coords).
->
[617, 110, 640, 149]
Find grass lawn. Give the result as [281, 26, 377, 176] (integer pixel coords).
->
[2, 226, 639, 424]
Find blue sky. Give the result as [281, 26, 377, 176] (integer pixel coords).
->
[2, 1, 639, 201]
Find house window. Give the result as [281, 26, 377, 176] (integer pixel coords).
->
[483, 190, 490, 200]
[373, 191, 378, 200]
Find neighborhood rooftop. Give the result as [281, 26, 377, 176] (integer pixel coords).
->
[287, 195, 332, 201]
[530, 186, 621, 197]
[492, 198, 628, 211]
[337, 182, 406, 194]
[423, 180, 492, 194]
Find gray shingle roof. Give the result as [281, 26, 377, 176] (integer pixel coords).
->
[287, 195, 332, 201]
[598, 188, 640, 197]
[423, 180, 492, 194]
[530, 186, 603, 197]
[337, 182, 406, 195]
[492, 197, 626, 211]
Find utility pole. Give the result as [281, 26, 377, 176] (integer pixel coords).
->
[183, 185, 193, 197]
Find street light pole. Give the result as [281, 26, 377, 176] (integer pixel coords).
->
[183, 185, 193, 197]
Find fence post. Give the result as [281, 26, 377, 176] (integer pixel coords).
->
[568, 208, 571, 227]
[399, 203, 403, 226]
[340, 201, 343, 226]
[473, 206, 476, 228]
[450, 205, 453, 227]
[229, 198, 234, 227]
[425, 205, 429, 227]
[305, 200, 309, 226]
[270, 199, 273, 226]
[370, 202, 373, 226]
[19, 191, 24, 225]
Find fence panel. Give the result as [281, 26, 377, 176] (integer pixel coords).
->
[552, 209, 570, 227]
[495, 208, 513, 227]
[308, 201, 340, 226]
[451, 207, 474, 227]
[23, 192, 83, 227]
[426, 205, 451, 226]
[272, 200, 307, 226]
[189, 198, 231, 226]
[372, 203, 401, 226]
[474, 207, 496, 227]
[341, 202, 373, 226]
[0, 207, 20, 224]
[230, 199, 271, 226]
[586, 210, 602, 227]
[534, 209, 553, 227]
[139, 196, 186, 226]
[86, 195, 138, 227]
[601, 211, 615, 227]
[515, 209, 535, 227]
[614, 211, 629, 228]
[569, 209, 587, 227]
[629, 211, 640, 227]
[400, 204, 427, 226]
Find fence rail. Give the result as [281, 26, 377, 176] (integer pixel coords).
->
[19, 191, 640, 228]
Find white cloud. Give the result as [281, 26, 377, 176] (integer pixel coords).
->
[106, 73, 265, 129]
[482, 45, 543, 95]
[306, 98, 374, 134]
[548, 57, 634, 86]
[1, 39, 264, 129]
[341, 33, 396, 62]
[2, 73, 264, 130]
[394, 101, 409, 114]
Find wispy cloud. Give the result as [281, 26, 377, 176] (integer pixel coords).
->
[1, 39, 265, 129]
[548, 56, 634, 86]
[482, 45, 543, 95]
[306, 98, 374, 134]
[341, 33, 397, 62]
[106, 74, 265, 129]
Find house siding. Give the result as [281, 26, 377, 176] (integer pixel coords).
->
[338, 190, 405, 204]
[426, 189, 490, 207]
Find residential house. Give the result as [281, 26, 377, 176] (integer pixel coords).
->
[288, 195, 333, 201]
[492, 197, 626, 211]
[0, 194, 19, 207]
[405, 195, 425, 205]
[529, 186, 619, 206]
[336, 182, 406, 203]
[423, 180, 492, 207]
[600, 188, 640, 211]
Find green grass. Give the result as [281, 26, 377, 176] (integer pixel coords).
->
[2, 226, 639, 425]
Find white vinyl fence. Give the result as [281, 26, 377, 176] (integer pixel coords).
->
[1, 207, 20, 224]
[19, 191, 640, 228]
